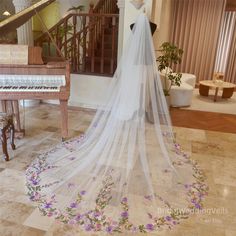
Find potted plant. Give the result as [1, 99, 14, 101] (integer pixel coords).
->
[156, 42, 183, 100]
[68, 5, 85, 13]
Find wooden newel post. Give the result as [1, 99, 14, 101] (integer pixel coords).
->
[88, 3, 95, 59]
[89, 3, 94, 13]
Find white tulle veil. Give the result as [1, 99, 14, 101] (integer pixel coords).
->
[26, 13, 208, 234]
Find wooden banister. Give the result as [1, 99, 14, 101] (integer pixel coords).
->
[35, 0, 119, 76]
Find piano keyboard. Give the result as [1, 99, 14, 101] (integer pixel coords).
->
[0, 74, 66, 92]
[0, 86, 60, 92]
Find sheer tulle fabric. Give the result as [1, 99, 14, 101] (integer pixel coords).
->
[26, 14, 208, 233]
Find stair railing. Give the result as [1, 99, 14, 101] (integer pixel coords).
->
[35, 12, 119, 75]
[92, 0, 118, 13]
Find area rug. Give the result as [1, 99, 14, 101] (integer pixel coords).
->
[183, 89, 236, 115]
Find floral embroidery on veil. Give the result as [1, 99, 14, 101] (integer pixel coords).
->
[26, 13, 208, 234]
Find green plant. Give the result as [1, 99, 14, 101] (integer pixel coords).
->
[156, 42, 183, 96]
[68, 5, 85, 13]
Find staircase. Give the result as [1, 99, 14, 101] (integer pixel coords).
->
[35, 0, 119, 76]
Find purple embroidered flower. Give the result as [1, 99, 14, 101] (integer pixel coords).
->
[80, 190, 86, 195]
[146, 224, 154, 231]
[44, 202, 52, 209]
[184, 184, 189, 189]
[30, 192, 41, 201]
[85, 224, 93, 231]
[75, 214, 82, 221]
[198, 192, 204, 198]
[144, 195, 152, 201]
[165, 216, 172, 221]
[194, 203, 202, 209]
[68, 219, 76, 225]
[30, 178, 39, 186]
[93, 211, 101, 218]
[68, 156, 76, 161]
[106, 226, 113, 233]
[191, 199, 196, 204]
[121, 197, 128, 203]
[121, 211, 128, 218]
[70, 202, 78, 208]
[173, 221, 177, 225]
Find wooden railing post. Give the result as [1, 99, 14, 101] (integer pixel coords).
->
[72, 15, 77, 72]
[82, 16, 87, 72]
[100, 16, 105, 74]
[111, 16, 116, 74]
[63, 19, 68, 58]
[89, 3, 94, 13]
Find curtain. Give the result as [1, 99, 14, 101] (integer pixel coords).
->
[171, 0, 226, 83]
[215, 12, 236, 73]
[225, 21, 236, 83]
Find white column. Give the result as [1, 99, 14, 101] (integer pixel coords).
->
[117, 0, 125, 60]
[12, 0, 34, 46]
[13, 0, 39, 107]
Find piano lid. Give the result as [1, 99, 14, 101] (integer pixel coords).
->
[0, 0, 56, 34]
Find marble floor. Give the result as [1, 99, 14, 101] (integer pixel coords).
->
[0, 104, 235, 236]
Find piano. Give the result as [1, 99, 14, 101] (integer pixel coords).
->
[0, 0, 70, 140]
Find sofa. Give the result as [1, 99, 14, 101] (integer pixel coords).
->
[170, 73, 196, 107]
[159, 70, 196, 107]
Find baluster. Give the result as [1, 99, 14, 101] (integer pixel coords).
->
[82, 16, 87, 72]
[72, 15, 77, 72]
[48, 36, 51, 57]
[64, 19, 68, 59]
[110, 16, 117, 74]
[101, 16, 105, 74]
[89, 3, 94, 13]
[90, 15, 95, 73]
[77, 36, 80, 73]
[56, 26, 60, 56]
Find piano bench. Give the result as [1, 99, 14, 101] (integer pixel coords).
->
[0, 113, 15, 161]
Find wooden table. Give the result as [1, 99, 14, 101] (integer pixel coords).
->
[199, 80, 236, 102]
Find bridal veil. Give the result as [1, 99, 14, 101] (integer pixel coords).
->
[26, 13, 208, 233]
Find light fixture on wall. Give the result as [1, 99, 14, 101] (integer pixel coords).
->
[2, 3, 11, 16]
[3, 10, 11, 16]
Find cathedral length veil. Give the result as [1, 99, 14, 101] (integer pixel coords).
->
[26, 14, 208, 233]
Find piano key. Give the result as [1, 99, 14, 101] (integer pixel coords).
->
[0, 86, 60, 92]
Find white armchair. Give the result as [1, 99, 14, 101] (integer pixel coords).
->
[170, 73, 196, 107]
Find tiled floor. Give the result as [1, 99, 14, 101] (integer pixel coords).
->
[0, 104, 235, 236]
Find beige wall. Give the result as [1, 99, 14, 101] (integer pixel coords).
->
[32, 2, 60, 32]
[58, 0, 90, 17]
[120, 0, 172, 52]
[153, 0, 172, 52]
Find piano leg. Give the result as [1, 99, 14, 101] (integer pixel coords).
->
[9, 122, 16, 150]
[0, 100, 7, 113]
[12, 101, 25, 139]
[60, 100, 68, 141]
[1, 127, 9, 161]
